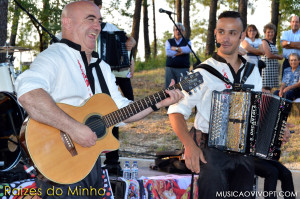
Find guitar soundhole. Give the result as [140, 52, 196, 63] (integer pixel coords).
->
[85, 115, 106, 139]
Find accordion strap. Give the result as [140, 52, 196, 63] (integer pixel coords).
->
[194, 64, 233, 86]
[194, 62, 255, 87]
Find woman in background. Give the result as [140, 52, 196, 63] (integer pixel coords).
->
[241, 24, 264, 72]
[261, 23, 284, 91]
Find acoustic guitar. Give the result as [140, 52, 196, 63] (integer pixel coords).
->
[20, 72, 203, 184]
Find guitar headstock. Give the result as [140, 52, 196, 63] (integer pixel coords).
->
[178, 71, 203, 94]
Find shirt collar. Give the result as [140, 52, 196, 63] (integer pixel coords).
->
[212, 52, 247, 65]
[60, 39, 99, 58]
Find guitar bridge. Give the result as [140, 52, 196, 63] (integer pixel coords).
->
[60, 132, 78, 156]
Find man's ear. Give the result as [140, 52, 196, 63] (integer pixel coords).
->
[62, 17, 72, 30]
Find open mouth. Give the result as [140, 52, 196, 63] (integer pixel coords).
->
[88, 32, 97, 40]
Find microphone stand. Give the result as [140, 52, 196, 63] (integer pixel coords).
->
[14, 0, 59, 43]
[165, 13, 201, 66]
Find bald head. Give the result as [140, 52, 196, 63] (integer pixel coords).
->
[61, 1, 101, 53]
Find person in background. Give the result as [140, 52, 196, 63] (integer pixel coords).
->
[280, 15, 300, 77]
[241, 24, 265, 73]
[165, 23, 192, 89]
[274, 53, 300, 101]
[15, 2, 183, 198]
[92, 0, 136, 177]
[261, 23, 283, 91]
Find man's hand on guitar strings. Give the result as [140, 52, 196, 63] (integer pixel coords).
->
[68, 123, 97, 147]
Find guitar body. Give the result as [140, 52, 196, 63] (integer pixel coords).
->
[21, 93, 119, 184]
[20, 71, 204, 184]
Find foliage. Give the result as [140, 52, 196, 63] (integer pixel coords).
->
[7, 0, 72, 52]
[135, 54, 166, 71]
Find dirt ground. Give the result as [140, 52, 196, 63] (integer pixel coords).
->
[117, 68, 300, 170]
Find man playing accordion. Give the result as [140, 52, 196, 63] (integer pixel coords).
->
[169, 11, 263, 198]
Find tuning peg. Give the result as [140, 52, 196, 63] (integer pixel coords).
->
[180, 76, 183, 81]
[193, 88, 197, 93]
[188, 91, 193, 95]
[180, 73, 183, 77]
[186, 71, 189, 75]
[191, 70, 195, 73]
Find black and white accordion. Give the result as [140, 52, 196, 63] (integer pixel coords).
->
[100, 31, 130, 71]
[208, 90, 292, 160]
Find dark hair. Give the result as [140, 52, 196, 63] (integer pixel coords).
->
[263, 23, 276, 33]
[245, 24, 260, 38]
[218, 11, 244, 30]
[93, 0, 102, 6]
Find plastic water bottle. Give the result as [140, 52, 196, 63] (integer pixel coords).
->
[123, 161, 131, 180]
[131, 161, 139, 180]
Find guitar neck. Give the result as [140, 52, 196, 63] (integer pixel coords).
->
[102, 84, 182, 128]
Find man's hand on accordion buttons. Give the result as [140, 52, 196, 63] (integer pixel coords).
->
[282, 123, 294, 145]
[126, 36, 136, 51]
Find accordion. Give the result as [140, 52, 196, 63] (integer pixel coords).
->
[208, 90, 292, 160]
[100, 31, 130, 71]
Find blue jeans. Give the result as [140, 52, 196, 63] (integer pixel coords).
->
[165, 67, 189, 89]
[274, 88, 300, 101]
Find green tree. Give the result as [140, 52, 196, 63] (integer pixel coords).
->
[0, 0, 8, 63]
[7, 0, 72, 52]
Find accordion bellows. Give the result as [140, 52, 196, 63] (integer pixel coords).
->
[208, 90, 292, 160]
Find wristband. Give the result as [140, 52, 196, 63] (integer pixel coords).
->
[151, 104, 160, 112]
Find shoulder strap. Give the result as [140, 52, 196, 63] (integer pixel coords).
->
[262, 39, 271, 47]
[194, 64, 233, 86]
[241, 62, 255, 84]
[90, 59, 111, 96]
[101, 22, 107, 30]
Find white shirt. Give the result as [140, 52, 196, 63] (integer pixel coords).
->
[167, 54, 262, 134]
[242, 37, 262, 65]
[15, 40, 131, 111]
[281, 29, 300, 59]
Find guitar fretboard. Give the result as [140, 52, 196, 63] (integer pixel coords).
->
[102, 84, 181, 127]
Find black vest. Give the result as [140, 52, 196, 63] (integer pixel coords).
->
[166, 38, 190, 68]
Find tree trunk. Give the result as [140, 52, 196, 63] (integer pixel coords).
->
[40, 0, 50, 51]
[205, 0, 218, 57]
[176, 0, 182, 23]
[131, 0, 143, 58]
[9, 2, 21, 61]
[183, 0, 190, 39]
[238, 0, 247, 31]
[152, 0, 157, 58]
[9, 2, 21, 47]
[0, 0, 9, 63]
[271, 0, 280, 44]
[143, 0, 151, 61]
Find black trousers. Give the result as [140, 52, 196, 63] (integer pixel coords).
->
[36, 158, 104, 199]
[197, 134, 254, 199]
[104, 77, 134, 165]
[255, 158, 295, 199]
